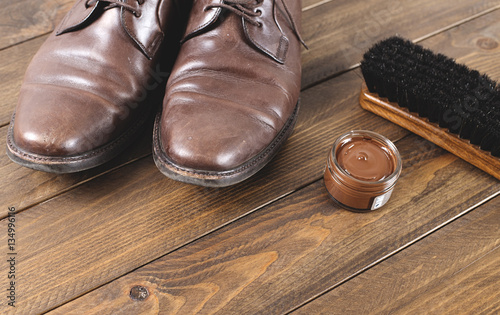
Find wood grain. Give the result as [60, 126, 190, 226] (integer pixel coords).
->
[0, 70, 404, 314]
[0, 0, 323, 51]
[0, 68, 403, 221]
[360, 86, 500, 180]
[0, 0, 417, 217]
[3, 0, 500, 127]
[293, 197, 500, 314]
[0, 117, 153, 216]
[47, 135, 500, 315]
[0, 0, 73, 50]
[1, 1, 500, 314]
[300, 0, 500, 88]
[4, 1, 500, 222]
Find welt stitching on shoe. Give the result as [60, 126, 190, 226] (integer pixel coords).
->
[8, 120, 133, 162]
[8, 120, 136, 162]
[168, 105, 296, 176]
[156, 103, 299, 177]
[7, 108, 149, 163]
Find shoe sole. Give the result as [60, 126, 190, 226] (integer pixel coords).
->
[152, 101, 300, 187]
[6, 110, 150, 174]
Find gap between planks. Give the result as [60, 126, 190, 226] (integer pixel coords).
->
[0, 0, 339, 56]
[3, 0, 495, 213]
[285, 190, 500, 314]
[300, 4, 500, 91]
[42, 177, 321, 313]
[7, 154, 148, 215]
[45, 128, 492, 314]
[2, 1, 498, 312]
[0, 32, 53, 54]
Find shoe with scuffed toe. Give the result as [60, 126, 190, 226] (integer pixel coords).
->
[7, 0, 191, 173]
[153, 0, 306, 187]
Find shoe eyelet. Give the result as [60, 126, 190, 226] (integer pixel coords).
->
[134, 11, 142, 17]
[255, 9, 262, 16]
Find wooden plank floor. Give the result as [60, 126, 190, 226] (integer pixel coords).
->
[1, 0, 499, 314]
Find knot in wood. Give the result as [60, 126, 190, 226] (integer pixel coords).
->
[129, 285, 149, 301]
[477, 37, 498, 50]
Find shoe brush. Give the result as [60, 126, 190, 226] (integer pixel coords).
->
[359, 36, 500, 180]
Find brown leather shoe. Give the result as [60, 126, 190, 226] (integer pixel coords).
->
[6, 0, 191, 173]
[153, 0, 305, 187]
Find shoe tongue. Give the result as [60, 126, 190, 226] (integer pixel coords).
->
[181, 0, 289, 64]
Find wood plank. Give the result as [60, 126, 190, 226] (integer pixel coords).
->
[300, 0, 500, 88]
[0, 0, 73, 50]
[0, 71, 402, 221]
[47, 135, 500, 315]
[0, 0, 403, 217]
[1, 0, 326, 51]
[0, 117, 153, 216]
[293, 197, 500, 314]
[0, 69, 405, 314]
[3, 0, 499, 127]
[3, 1, 500, 219]
[1, 2, 500, 313]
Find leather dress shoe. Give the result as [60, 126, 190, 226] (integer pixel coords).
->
[7, 0, 191, 173]
[153, 0, 306, 187]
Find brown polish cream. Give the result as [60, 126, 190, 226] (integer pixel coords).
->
[324, 130, 402, 211]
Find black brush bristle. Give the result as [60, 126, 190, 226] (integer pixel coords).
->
[481, 125, 500, 157]
[361, 36, 500, 156]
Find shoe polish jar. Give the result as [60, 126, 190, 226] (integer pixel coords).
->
[324, 130, 402, 211]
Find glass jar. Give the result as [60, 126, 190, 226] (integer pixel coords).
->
[324, 130, 402, 211]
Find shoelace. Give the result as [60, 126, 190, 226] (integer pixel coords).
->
[206, 0, 308, 48]
[86, 0, 144, 17]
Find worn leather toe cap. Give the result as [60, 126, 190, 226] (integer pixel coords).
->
[159, 78, 291, 172]
[13, 84, 128, 157]
[160, 102, 276, 172]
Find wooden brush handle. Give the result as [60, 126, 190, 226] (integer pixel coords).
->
[359, 86, 500, 181]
